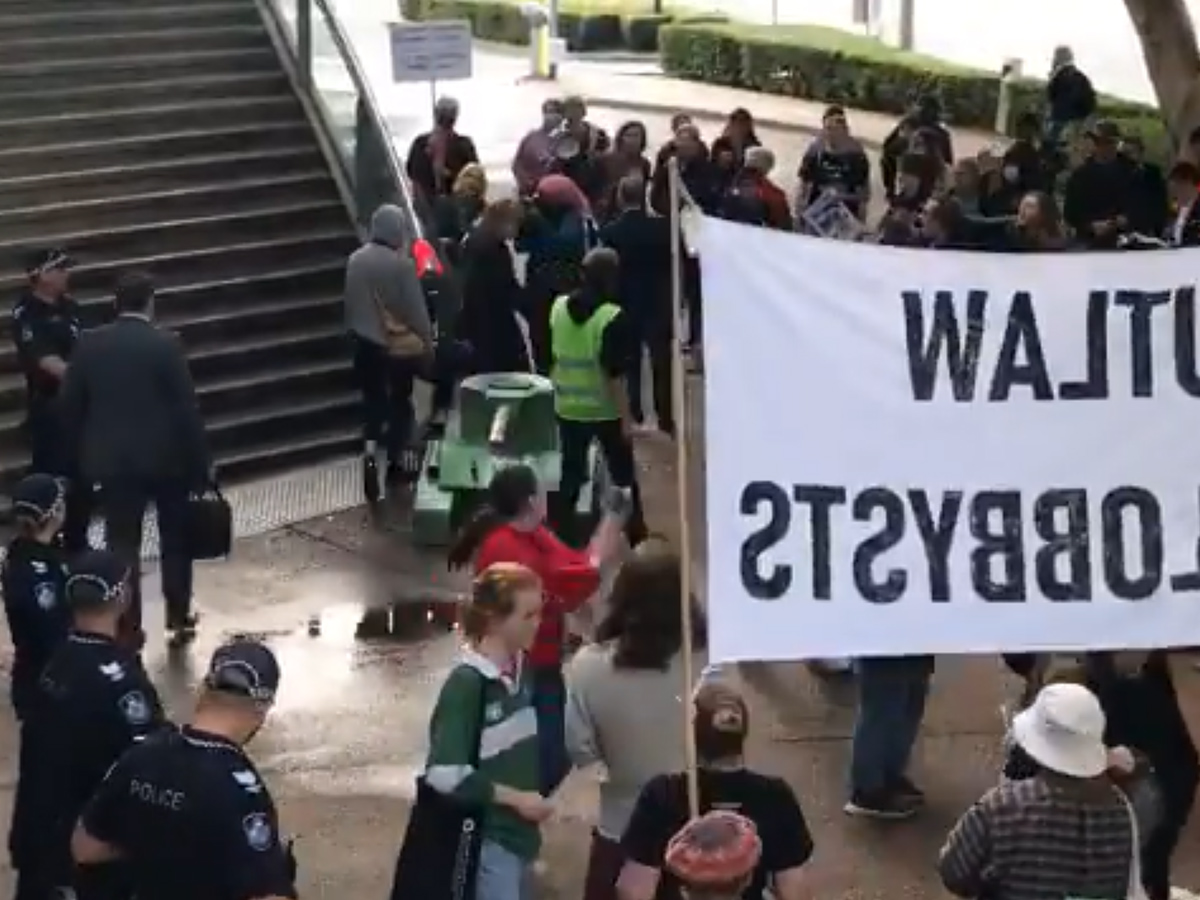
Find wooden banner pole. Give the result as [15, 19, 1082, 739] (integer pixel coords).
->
[667, 156, 700, 820]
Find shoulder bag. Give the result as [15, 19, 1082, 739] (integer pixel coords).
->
[388, 669, 490, 900]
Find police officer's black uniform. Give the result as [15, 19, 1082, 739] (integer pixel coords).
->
[12, 248, 90, 550]
[11, 549, 167, 900]
[1, 473, 70, 720]
[75, 639, 297, 900]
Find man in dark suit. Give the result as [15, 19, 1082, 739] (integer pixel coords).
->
[600, 175, 674, 436]
[59, 271, 209, 646]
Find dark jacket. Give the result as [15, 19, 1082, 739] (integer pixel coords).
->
[405, 130, 479, 200]
[456, 228, 530, 375]
[650, 153, 720, 215]
[1171, 195, 1200, 247]
[60, 316, 209, 484]
[1127, 161, 1169, 238]
[1047, 64, 1097, 123]
[599, 207, 672, 329]
[1063, 155, 1141, 248]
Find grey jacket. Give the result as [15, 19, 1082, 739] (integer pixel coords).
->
[60, 315, 210, 484]
[344, 204, 432, 347]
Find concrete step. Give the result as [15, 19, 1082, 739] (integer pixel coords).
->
[0, 47, 278, 92]
[0, 294, 345, 404]
[198, 359, 356, 419]
[0, 171, 338, 247]
[0, 122, 313, 180]
[188, 323, 350, 384]
[0, 95, 301, 150]
[0, 25, 269, 65]
[216, 427, 361, 484]
[207, 391, 362, 460]
[0, 71, 291, 120]
[0, 201, 351, 269]
[0, 262, 345, 338]
[0, 144, 322, 207]
[0, 2, 260, 41]
[0, 230, 356, 303]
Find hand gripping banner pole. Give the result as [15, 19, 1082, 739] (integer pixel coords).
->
[667, 156, 700, 819]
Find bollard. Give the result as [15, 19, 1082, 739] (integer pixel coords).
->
[519, 3, 553, 79]
[995, 56, 1023, 136]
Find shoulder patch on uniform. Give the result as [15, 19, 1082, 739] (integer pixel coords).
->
[118, 690, 151, 725]
[231, 769, 263, 793]
[35, 582, 57, 610]
[242, 812, 274, 851]
[30, 560, 48, 574]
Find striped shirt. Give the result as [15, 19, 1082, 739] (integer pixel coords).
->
[939, 776, 1134, 900]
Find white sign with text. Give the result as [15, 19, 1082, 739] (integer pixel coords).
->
[389, 20, 473, 83]
[698, 217, 1200, 662]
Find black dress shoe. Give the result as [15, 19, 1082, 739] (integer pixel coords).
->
[362, 455, 381, 503]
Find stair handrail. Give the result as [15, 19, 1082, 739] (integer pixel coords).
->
[286, 0, 430, 246]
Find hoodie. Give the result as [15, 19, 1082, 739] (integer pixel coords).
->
[343, 204, 432, 348]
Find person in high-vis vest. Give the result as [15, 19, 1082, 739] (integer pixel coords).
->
[549, 247, 648, 546]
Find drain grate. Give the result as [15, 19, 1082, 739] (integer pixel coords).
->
[88, 456, 365, 562]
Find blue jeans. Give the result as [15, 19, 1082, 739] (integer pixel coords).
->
[531, 665, 570, 795]
[475, 840, 533, 900]
[848, 656, 934, 796]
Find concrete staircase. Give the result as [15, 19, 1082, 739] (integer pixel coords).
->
[0, 0, 363, 485]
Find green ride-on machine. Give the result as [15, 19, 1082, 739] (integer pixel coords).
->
[410, 372, 606, 547]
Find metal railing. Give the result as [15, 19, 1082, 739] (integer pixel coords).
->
[257, 0, 429, 245]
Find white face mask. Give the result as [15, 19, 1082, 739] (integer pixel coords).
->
[1003, 165, 1020, 182]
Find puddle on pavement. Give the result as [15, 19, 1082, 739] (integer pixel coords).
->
[304, 600, 461, 644]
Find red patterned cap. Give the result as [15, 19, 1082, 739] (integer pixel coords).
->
[664, 811, 762, 889]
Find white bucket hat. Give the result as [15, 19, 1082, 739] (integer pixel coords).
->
[1012, 683, 1108, 778]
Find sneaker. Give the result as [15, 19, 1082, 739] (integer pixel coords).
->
[362, 455, 380, 504]
[167, 612, 199, 649]
[843, 789, 919, 820]
[889, 775, 926, 805]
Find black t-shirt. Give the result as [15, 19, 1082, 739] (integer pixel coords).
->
[621, 768, 814, 900]
[799, 145, 870, 212]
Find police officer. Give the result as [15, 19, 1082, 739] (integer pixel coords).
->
[12, 247, 89, 551]
[72, 638, 297, 900]
[548, 247, 648, 545]
[1, 473, 70, 721]
[11, 548, 166, 900]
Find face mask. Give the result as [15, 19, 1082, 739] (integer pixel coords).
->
[1002, 165, 1020, 182]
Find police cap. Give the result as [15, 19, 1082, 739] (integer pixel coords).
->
[65, 549, 131, 608]
[23, 248, 74, 278]
[11, 473, 65, 523]
[204, 639, 280, 704]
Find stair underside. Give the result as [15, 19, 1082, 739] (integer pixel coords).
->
[0, 0, 364, 485]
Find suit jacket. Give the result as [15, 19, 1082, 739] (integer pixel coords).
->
[60, 315, 210, 484]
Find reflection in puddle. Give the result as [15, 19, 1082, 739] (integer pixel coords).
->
[305, 601, 461, 643]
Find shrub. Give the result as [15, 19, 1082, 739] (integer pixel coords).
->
[658, 22, 1171, 158]
[402, 0, 726, 52]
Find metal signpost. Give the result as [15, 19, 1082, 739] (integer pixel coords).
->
[387, 20, 473, 110]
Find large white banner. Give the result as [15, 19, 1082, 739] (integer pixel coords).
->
[698, 217, 1200, 662]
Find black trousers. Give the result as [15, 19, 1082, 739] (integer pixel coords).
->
[683, 257, 703, 348]
[26, 401, 91, 552]
[626, 317, 674, 434]
[352, 337, 419, 461]
[1142, 747, 1199, 900]
[554, 417, 647, 547]
[97, 477, 193, 631]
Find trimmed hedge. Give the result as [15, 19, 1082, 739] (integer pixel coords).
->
[659, 23, 1172, 157]
[402, 0, 1172, 159]
[400, 0, 726, 53]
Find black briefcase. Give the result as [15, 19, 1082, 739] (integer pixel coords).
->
[185, 485, 233, 561]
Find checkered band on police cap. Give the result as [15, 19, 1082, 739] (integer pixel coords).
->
[65, 549, 130, 608]
[204, 638, 280, 703]
[11, 473, 65, 524]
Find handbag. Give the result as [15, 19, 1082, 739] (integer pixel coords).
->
[375, 291, 429, 359]
[184, 484, 233, 561]
[389, 671, 489, 900]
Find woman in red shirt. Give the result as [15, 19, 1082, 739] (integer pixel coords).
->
[449, 464, 626, 794]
